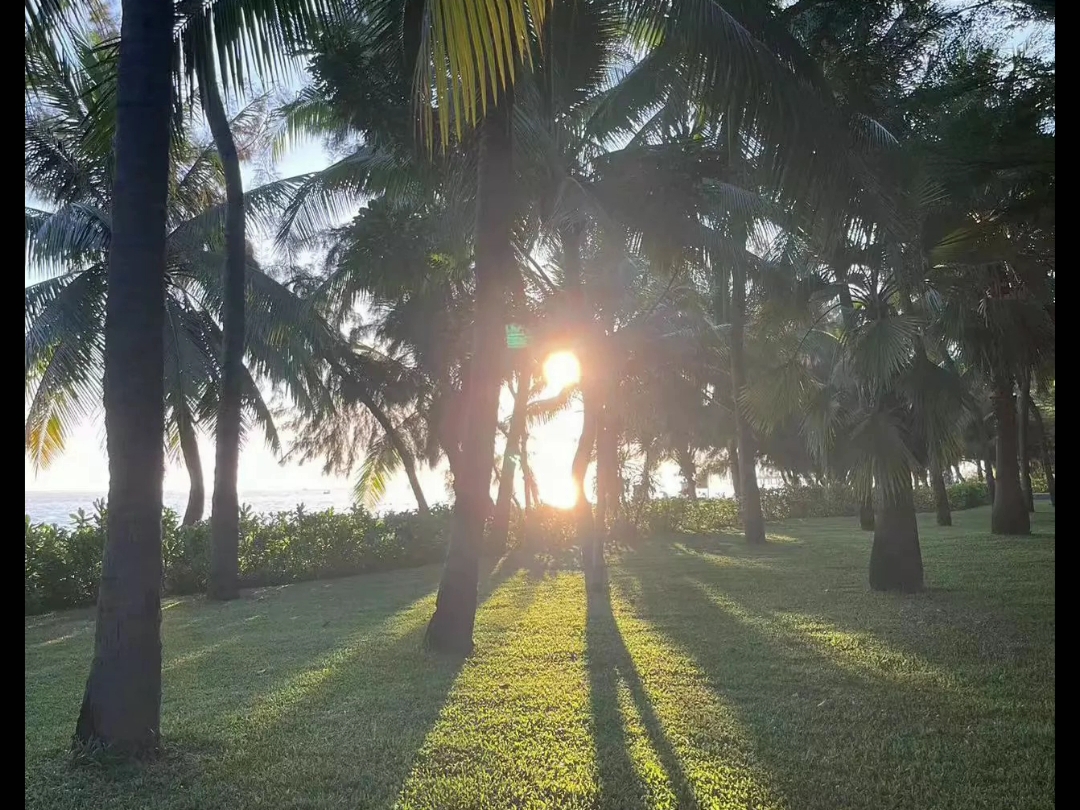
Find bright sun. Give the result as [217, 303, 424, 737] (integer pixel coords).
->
[542, 351, 581, 394]
[542, 477, 578, 510]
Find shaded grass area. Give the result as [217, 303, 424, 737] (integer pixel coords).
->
[26, 505, 1054, 809]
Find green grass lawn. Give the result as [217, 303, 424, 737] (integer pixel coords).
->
[25, 505, 1055, 810]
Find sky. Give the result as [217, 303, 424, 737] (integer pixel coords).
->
[23, 134, 612, 508]
[27, 3, 1048, 507]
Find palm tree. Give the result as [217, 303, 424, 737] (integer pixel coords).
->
[66, 0, 172, 753]
[24, 48, 334, 529]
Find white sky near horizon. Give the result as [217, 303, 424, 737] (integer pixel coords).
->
[25, 2, 1049, 508]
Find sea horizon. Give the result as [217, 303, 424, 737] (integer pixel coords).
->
[24, 487, 430, 527]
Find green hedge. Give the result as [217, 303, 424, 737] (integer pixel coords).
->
[25, 481, 992, 615]
[26, 501, 453, 615]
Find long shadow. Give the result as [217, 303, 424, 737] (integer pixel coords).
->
[27, 561, 534, 809]
[213, 572, 543, 809]
[617, 550, 1054, 810]
[585, 579, 699, 810]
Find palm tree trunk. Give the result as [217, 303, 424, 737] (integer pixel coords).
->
[1018, 372, 1035, 512]
[201, 65, 244, 602]
[929, 456, 952, 526]
[491, 366, 531, 550]
[869, 473, 924, 592]
[728, 441, 741, 500]
[74, 0, 172, 754]
[677, 446, 697, 500]
[595, 408, 619, 537]
[730, 259, 765, 545]
[984, 453, 996, 504]
[837, 260, 874, 531]
[990, 375, 1030, 535]
[178, 411, 204, 526]
[424, 98, 513, 655]
[976, 458, 984, 481]
[355, 389, 429, 515]
[1030, 401, 1055, 506]
[574, 385, 600, 576]
[859, 495, 875, 531]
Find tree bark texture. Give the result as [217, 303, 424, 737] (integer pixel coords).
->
[869, 475, 924, 593]
[730, 258, 765, 545]
[424, 99, 514, 655]
[990, 376, 1030, 535]
[202, 65, 245, 602]
[75, 0, 172, 754]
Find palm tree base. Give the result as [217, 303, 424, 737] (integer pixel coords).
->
[869, 487, 924, 593]
[991, 491, 1031, 535]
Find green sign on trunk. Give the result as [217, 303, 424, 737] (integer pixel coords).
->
[506, 324, 528, 349]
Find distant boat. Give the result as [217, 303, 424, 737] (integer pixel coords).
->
[322, 490, 330, 494]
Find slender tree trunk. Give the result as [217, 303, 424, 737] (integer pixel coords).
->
[574, 385, 600, 577]
[677, 447, 697, 500]
[201, 66, 244, 602]
[728, 441, 741, 501]
[521, 433, 537, 514]
[356, 390, 429, 515]
[976, 458, 984, 481]
[837, 259, 873, 531]
[869, 474, 924, 592]
[178, 412, 204, 526]
[991, 375, 1030, 535]
[984, 454, 996, 504]
[424, 98, 513, 655]
[491, 366, 531, 550]
[74, 0, 172, 754]
[929, 456, 952, 527]
[1018, 372, 1035, 513]
[595, 408, 619, 537]
[730, 259, 765, 545]
[1030, 401, 1055, 507]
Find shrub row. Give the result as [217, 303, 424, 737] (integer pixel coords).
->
[25, 481, 991, 614]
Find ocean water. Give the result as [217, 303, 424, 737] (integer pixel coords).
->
[24, 489, 381, 527]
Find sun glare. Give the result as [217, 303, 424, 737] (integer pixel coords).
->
[542, 477, 578, 510]
[542, 351, 581, 394]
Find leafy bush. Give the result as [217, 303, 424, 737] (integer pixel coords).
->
[946, 480, 991, 509]
[24, 480, 995, 614]
[26, 502, 452, 614]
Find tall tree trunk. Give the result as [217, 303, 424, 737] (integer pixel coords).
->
[178, 410, 204, 526]
[74, 0, 172, 754]
[869, 473, 924, 592]
[1030, 401, 1055, 507]
[491, 366, 531, 550]
[1018, 372, 1035, 512]
[837, 258, 874, 531]
[990, 375, 1030, 535]
[574, 386, 600, 577]
[728, 441, 741, 500]
[984, 454, 996, 504]
[929, 456, 952, 527]
[201, 66, 244, 602]
[521, 432, 537, 514]
[730, 258, 765, 545]
[424, 98, 513, 655]
[976, 458, 984, 481]
[595, 408, 619, 537]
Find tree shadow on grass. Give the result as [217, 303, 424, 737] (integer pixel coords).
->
[616, 548, 1055, 810]
[586, 578, 699, 810]
[27, 560, 532, 809]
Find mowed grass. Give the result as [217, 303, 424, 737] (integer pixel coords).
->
[26, 505, 1055, 810]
